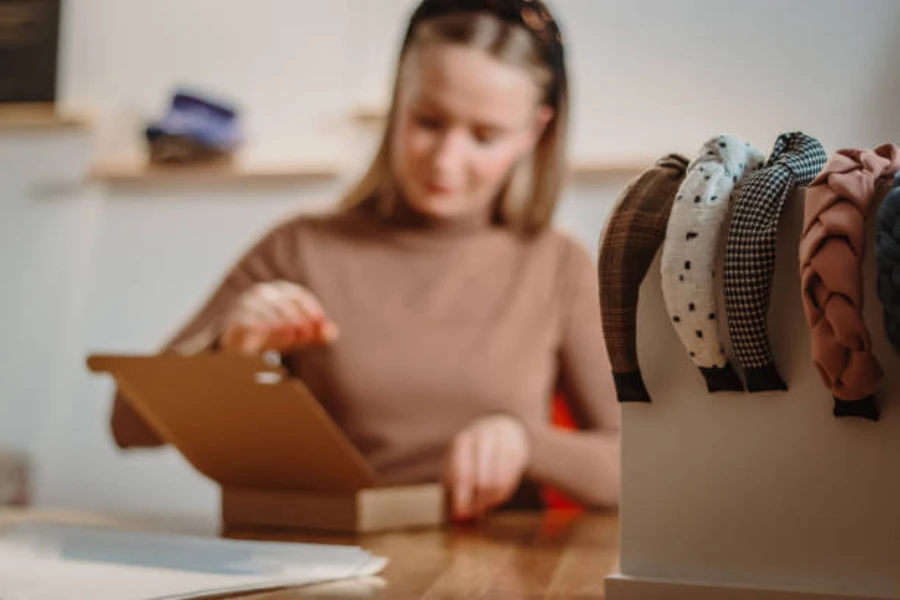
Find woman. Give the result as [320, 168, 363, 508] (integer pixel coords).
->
[111, 0, 620, 521]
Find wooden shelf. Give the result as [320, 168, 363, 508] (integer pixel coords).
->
[89, 160, 344, 185]
[569, 160, 650, 178]
[351, 106, 388, 126]
[0, 103, 89, 130]
[349, 107, 650, 178]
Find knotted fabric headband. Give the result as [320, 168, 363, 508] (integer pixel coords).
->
[661, 135, 764, 393]
[800, 143, 900, 421]
[402, 0, 566, 105]
[877, 173, 900, 351]
[724, 132, 827, 392]
[598, 154, 690, 403]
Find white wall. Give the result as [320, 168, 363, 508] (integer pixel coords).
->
[0, 0, 897, 555]
[357, 0, 900, 162]
[561, 0, 900, 162]
[61, 0, 355, 165]
[0, 130, 95, 453]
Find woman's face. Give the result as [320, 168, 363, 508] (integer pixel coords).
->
[391, 43, 552, 221]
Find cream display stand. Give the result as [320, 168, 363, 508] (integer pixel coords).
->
[607, 189, 900, 600]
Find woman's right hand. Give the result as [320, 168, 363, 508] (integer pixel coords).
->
[220, 281, 339, 354]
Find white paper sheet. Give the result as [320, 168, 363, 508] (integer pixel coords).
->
[0, 523, 387, 600]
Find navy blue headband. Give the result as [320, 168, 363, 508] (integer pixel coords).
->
[402, 0, 567, 105]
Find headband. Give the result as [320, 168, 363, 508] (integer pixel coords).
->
[662, 136, 764, 393]
[724, 132, 827, 392]
[876, 172, 900, 351]
[598, 153, 690, 403]
[402, 0, 566, 105]
[801, 143, 900, 421]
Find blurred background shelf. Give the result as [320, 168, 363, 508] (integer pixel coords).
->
[88, 160, 344, 185]
[0, 103, 90, 130]
[569, 160, 650, 178]
[351, 106, 387, 126]
[350, 106, 650, 178]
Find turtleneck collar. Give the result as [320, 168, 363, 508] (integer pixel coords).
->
[338, 196, 500, 250]
[388, 198, 495, 238]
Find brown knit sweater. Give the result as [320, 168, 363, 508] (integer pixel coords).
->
[111, 204, 620, 507]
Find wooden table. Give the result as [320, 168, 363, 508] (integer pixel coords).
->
[0, 509, 619, 599]
[234, 510, 619, 599]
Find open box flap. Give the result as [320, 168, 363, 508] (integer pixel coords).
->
[88, 353, 378, 493]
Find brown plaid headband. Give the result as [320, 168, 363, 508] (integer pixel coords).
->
[598, 154, 690, 403]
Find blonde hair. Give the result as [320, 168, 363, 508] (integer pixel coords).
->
[338, 11, 568, 235]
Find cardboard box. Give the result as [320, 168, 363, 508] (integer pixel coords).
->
[87, 353, 446, 535]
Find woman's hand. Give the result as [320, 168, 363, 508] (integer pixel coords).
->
[442, 414, 530, 522]
[220, 281, 339, 354]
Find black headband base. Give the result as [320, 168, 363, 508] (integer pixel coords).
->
[744, 363, 788, 393]
[613, 371, 652, 403]
[699, 363, 744, 394]
[881, 311, 900, 351]
[833, 396, 880, 422]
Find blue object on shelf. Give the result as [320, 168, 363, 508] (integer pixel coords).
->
[145, 89, 242, 153]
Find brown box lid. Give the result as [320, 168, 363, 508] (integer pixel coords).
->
[87, 353, 378, 493]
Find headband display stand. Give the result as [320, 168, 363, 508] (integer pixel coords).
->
[87, 352, 446, 536]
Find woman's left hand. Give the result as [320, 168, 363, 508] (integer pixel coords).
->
[442, 414, 530, 521]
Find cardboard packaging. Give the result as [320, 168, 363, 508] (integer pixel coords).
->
[87, 353, 446, 535]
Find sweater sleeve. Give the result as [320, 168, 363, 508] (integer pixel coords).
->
[110, 219, 305, 448]
[523, 236, 621, 508]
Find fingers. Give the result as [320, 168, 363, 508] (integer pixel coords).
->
[237, 292, 299, 351]
[221, 312, 270, 355]
[446, 432, 519, 522]
[257, 283, 308, 324]
[222, 281, 339, 354]
[272, 281, 340, 344]
[255, 286, 313, 347]
[485, 442, 510, 513]
[473, 435, 519, 517]
[472, 434, 500, 518]
[447, 433, 475, 521]
[445, 416, 531, 523]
